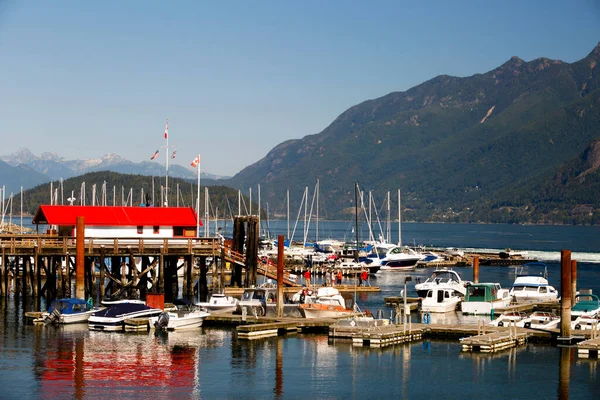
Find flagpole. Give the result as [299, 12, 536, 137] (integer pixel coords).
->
[196, 153, 201, 237]
[165, 118, 169, 207]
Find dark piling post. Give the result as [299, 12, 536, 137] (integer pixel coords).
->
[186, 254, 193, 301]
[159, 250, 165, 294]
[1, 247, 5, 297]
[99, 247, 106, 302]
[245, 217, 259, 288]
[472, 256, 479, 284]
[558, 347, 572, 400]
[199, 257, 208, 302]
[276, 235, 284, 317]
[559, 250, 572, 342]
[23, 256, 30, 296]
[76, 216, 85, 299]
[34, 245, 40, 299]
[571, 260, 577, 305]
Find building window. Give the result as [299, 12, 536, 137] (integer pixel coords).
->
[153, 226, 160, 234]
[173, 227, 184, 237]
[137, 226, 143, 234]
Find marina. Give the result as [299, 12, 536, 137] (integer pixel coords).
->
[1, 222, 600, 398]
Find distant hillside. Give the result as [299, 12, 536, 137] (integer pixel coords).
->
[0, 160, 50, 195]
[224, 42, 600, 224]
[20, 171, 253, 224]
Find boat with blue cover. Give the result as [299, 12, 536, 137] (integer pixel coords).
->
[42, 298, 101, 324]
[88, 302, 162, 331]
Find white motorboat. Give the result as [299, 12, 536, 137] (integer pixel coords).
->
[420, 288, 462, 313]
[100, 299, 146, 306]
[571, 315, 600, 331]
[196, 293, 238, 313]
[516, 311, 560, 329]
[415, 269, 470, 298]
[298, 288, 355, 319]
[149, 308, 210, 331]
[489, 311, 527, 327]
[88, 303, 163, 331]
[461, 283, 512, 315]
[378, 246, 422, 271]
[444, 247, 465, 257]
[509, 275, 558, 302]
[237, 285, 303, 317]
[41, 298, 102, 324]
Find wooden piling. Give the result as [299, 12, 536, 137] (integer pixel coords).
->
[199, 257, 208, 302]
[560, 250, 572, 340]
[99, 247, 106, 302]
[276, 235, 284, 317]
[159, 250, 165, 294]
[23, 256, 29, 296]
[472, 256, 479, 284]
[76, 216, 85, 299]
[33, 245, 40, 298]
[186, 255, 193, 300]
[571, 260, 577, 305]
[1, 247, 5, 297]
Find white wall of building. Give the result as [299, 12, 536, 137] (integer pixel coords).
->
[73, 225, 176, 238]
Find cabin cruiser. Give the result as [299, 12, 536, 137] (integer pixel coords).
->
[444, 248, 465, 257]
[460, 283, 512, 315]
[88, 302, 163, 331]
[41, 298, 101, 324]
[509, 274, 558, 302]
[489, 311, 527, 327]
[415, 269, 470, 298]
[420, 288, 462, 313]
[149, 300, 210, 331]
[196, 293, 239, 313]
[516, 311, 560, 330]
[298, 288, 355, 319]
[378, 246, 423, 271]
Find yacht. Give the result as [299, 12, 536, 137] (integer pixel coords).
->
[415, 269, 470, 298]
[420, 288, 462, 313]
[298, 288, 355, 319]
[150, 307, 210, 331]
[378, 246, 423, 271]
[509, 274, 558, 302]
[460, 283, 512, 315]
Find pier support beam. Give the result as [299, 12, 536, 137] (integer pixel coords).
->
[76, 216, 85, 299]
[571, 260, 577, 305]
[99, 247, 106, 303]
[559, 250, 572, 342]
[276, 235, 284, 317]
[1, 247, 5, 297]
[244, 217, 259, 288]
[199, 257, 208, 302]
[472, 256, 479, 284]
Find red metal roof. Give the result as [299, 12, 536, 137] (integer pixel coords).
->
[32, 205, 202, 226]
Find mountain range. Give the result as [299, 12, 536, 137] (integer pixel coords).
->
[0, 148, 229, 195]
[223, 42, 600, 224]
[4, 43, 600, 224]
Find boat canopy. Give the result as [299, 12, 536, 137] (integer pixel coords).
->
[48, 298, 92, 314]
[465, 283, 497, 302]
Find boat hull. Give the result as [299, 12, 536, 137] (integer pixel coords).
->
[89, 308, 162, 331]
[421, 298, 461, 313]
[461, 298, 512, 315]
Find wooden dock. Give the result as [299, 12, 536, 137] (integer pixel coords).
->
[460, 330, 530, 352]
[494, 300, 560, 314]
[329, 322, 424, 347]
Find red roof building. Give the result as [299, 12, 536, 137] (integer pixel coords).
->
[32, 205, 202, 238]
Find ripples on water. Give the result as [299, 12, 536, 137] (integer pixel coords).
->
[2, 223, 600, 398]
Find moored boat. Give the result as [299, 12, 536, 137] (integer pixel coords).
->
[516, 311, 560, 329]
[571, 315, 600, 331]
[150, 308, 210, 331]
[489, 311, 527, 327]
[420, 288, 462, 313]
[571, 293, 600, 320]
[42, 298, 101, 324]
[378, 246, 422, 271]
[196, 293, 238, 313]
[415, 269, 470, 298]
[460, 283, 511, 315]
[88, 303, 163, 331]
[298, 288, 355, 318]
[509, 268, 558, 302]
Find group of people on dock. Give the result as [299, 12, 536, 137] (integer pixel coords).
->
[303, 269, 344, 287]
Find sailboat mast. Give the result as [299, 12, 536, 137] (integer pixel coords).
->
[196, 153, 200, 237]
[387, 191, 391, 243]
[286, 190, 290, 239]
[398, 189, 402, 246]
[355, 182, 359, 263]
[316, 179, 319, 243]
[165, 118, 169, 207]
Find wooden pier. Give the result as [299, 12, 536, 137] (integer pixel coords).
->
[577, 337, 600, 359]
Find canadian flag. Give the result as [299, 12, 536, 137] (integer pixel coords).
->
[150, 149, 160, 160]
[191, 155, 200, 168]
[164, 120, 168, 139]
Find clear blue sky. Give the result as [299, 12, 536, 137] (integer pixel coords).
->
[0, 0, 598, 176]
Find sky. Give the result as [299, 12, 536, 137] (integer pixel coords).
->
[0, 1, 599, 176]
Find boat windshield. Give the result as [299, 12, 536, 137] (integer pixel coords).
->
[425, 271, 459, 284]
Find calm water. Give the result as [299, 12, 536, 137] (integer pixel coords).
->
[1, 223, 599, 399]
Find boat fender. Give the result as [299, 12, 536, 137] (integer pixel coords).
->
[498, 321, 504, 327]
[87, 297, 94, 308]
[423, 313, 430, 324]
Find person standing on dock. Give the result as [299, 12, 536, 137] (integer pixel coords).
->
[336, 269, 343, 285]
[360, 269, 369, 287]
[330, 269, 336, 287]
[324, 270, 331, 286]
[303, 269, 311, 287]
